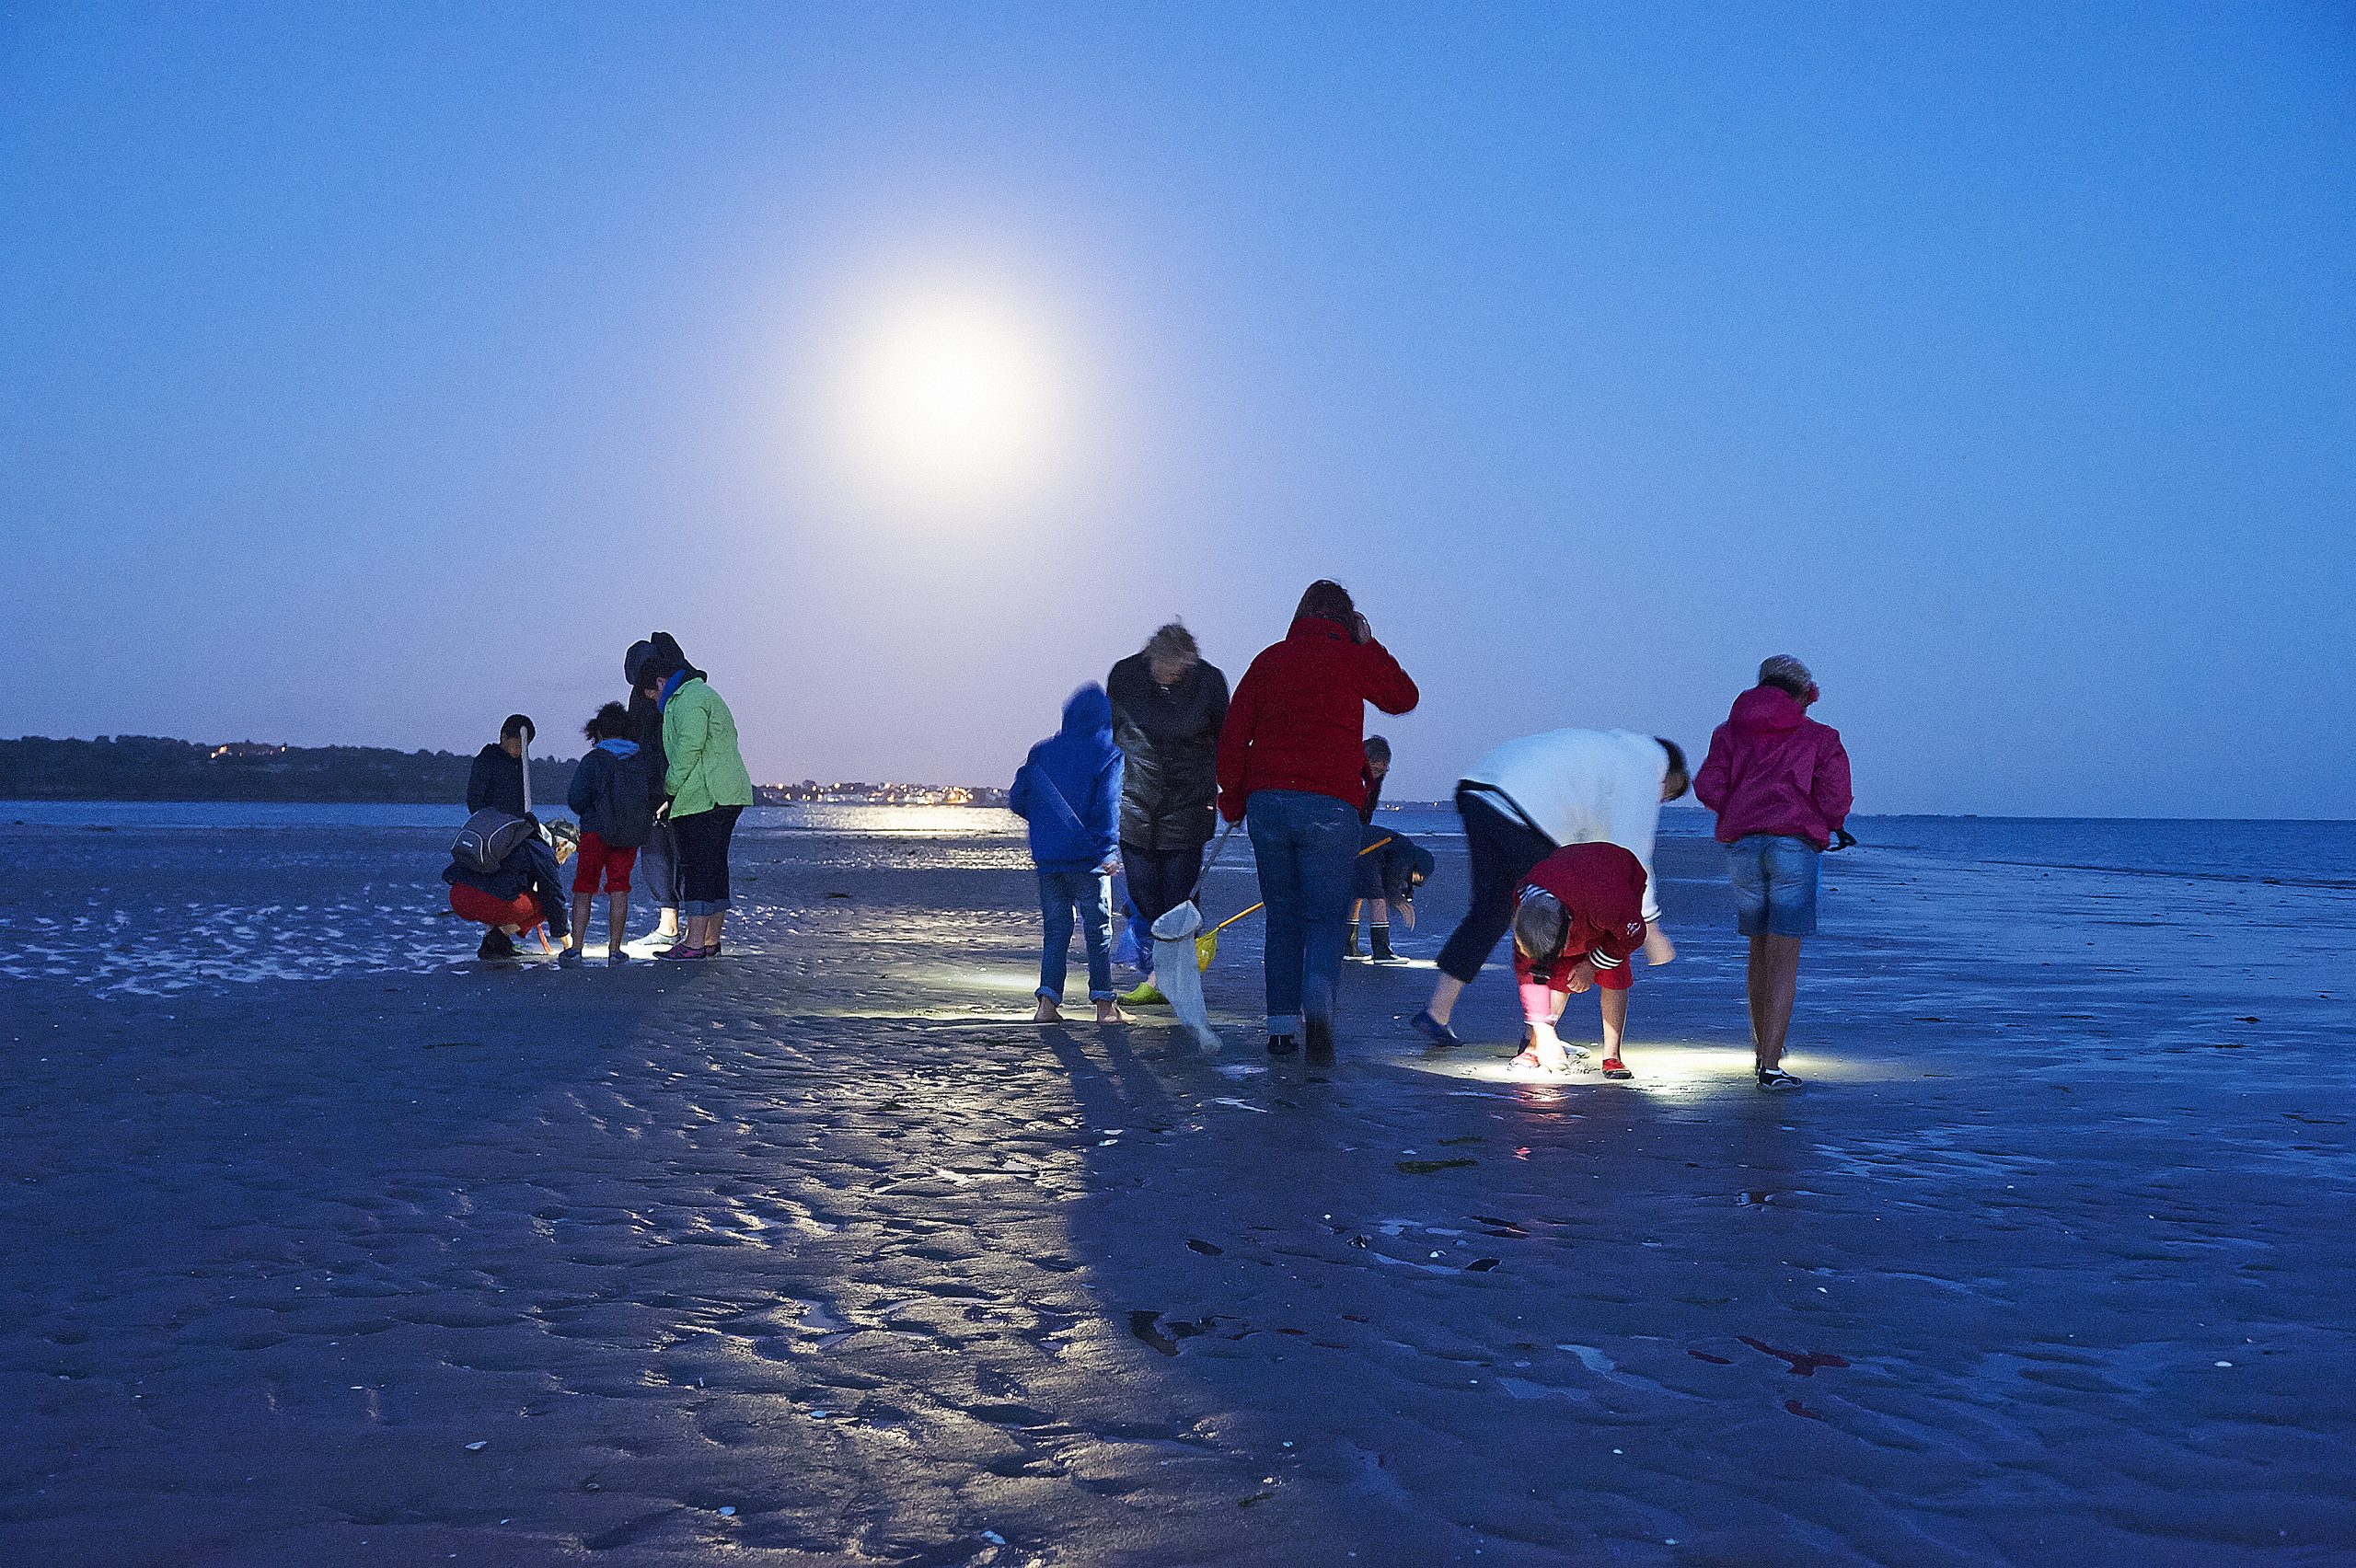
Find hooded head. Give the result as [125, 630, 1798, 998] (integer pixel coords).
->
[1060, 683, 1113, 738]
[1728, 683, 1808, 733]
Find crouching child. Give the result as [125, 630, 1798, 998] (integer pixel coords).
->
[445, 823, 572, 960]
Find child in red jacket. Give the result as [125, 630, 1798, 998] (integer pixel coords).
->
[1507, 843, 1649, 1077]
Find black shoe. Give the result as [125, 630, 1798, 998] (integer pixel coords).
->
[1266, 1033, 1299, 1055]
[1755, 1066, 1803, 1091]
[1369, 926, 1396, 963]
[1344, 929, 1361, 958]
[1304, 1018, 1334, 1063]
[477, 929, 516, 961]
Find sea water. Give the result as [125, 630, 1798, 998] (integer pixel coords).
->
[3, 802, 2351, 1007]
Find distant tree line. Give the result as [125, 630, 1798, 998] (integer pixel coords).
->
[0, 735, 579, 803]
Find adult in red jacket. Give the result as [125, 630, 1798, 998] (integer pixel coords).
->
[1507, 843, 1649, 1075]
[1692, 655, 1854, 1090]
[1217, 581, 1419, 1058]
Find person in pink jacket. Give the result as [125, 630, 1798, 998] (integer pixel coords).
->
[1692, 655, 1854, 1090]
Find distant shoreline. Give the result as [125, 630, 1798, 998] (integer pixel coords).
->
[0, 736, 1002, 808]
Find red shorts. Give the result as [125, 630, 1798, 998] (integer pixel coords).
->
[449, 882, 542, 929]
[572, 830, 638, 894]
[1591, 958, 1634, 992]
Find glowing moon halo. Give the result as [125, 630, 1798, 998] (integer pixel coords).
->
[832, 287, 1070, 513]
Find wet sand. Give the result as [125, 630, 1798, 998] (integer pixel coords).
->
[3, 813, 2353, 1564]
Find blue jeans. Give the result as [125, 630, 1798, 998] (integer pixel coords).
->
[1727, 834, 1821, 937]
[1245, 790, 1361, 1037]
[1037, 870, 1117, 1004]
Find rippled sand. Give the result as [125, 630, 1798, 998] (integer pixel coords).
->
[2, 815, 2351, 1564]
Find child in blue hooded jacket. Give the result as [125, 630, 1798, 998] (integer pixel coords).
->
[1010, 684, 1128, 1023]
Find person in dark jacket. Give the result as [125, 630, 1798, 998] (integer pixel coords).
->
[624, 634, 699, 948]
[560, 701, 663, 968]
[1216, 581, 1418, 1059]
[1010, 685, 1127, 1026]
[466, 714, 537, 819]
[1106, 621, 1230, 1004]
[1349, 823, 1433, 963]
[1347, 734, 1404, 959]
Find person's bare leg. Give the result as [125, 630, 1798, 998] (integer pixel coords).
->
[1755, 934, 1802, 1069]
[1426, 973, 1467, 1025]
[1746, 935, 1771, 1055]
[1094, 998, 1130, 1024]
[1033, 995, 1061, 1023]
[1600, 986, 1629, 1062]
[657, 905, 681, 940]
[608, 893, 629, 956]
[566, 894, 592, 952]
[708, 910, 726, 949]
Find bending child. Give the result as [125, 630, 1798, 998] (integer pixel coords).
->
[1507, 842, 1649, 1078]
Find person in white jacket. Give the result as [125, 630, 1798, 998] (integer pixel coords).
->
[1412, 730, 1687, 1077]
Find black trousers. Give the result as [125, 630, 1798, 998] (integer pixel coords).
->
[1124, 841, 1206, 923]
[673, 803, 744, 914]
[1122, 840, 1206, 974]
[1434, 783, 1554, 985]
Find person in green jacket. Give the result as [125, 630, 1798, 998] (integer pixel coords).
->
[633, 652, 755, 960]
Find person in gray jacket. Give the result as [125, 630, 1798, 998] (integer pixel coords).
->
[1106, 622, 1230, 1004]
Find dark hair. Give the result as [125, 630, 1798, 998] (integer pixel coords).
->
[584, 701, 631, 743]
[1656, 737, 1689, 800]
[636, 653, 684, 694]
[1365, 735, 1392, 764]
[500, 713, 536, 744]
[1295, 580, 1356, 627]
[1511, 889, 1566, 965]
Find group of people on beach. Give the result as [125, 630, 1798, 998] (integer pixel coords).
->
[1011, 581, 1854, 1090]
[441, 632, 755, 966]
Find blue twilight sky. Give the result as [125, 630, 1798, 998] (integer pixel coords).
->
[3, 3, 2351, 815]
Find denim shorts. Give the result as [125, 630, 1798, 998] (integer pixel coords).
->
[1727, 834, 1820, 937]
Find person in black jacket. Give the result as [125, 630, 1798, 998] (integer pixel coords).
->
[623, 634, 699, 948]
[466, 714, 537, 818]
[1106, 622, 1230, 1003]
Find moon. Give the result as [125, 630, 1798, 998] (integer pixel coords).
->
[834, 284, 1070, 514]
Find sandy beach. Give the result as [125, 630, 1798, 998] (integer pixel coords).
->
[3, 805, 2353, 1565]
